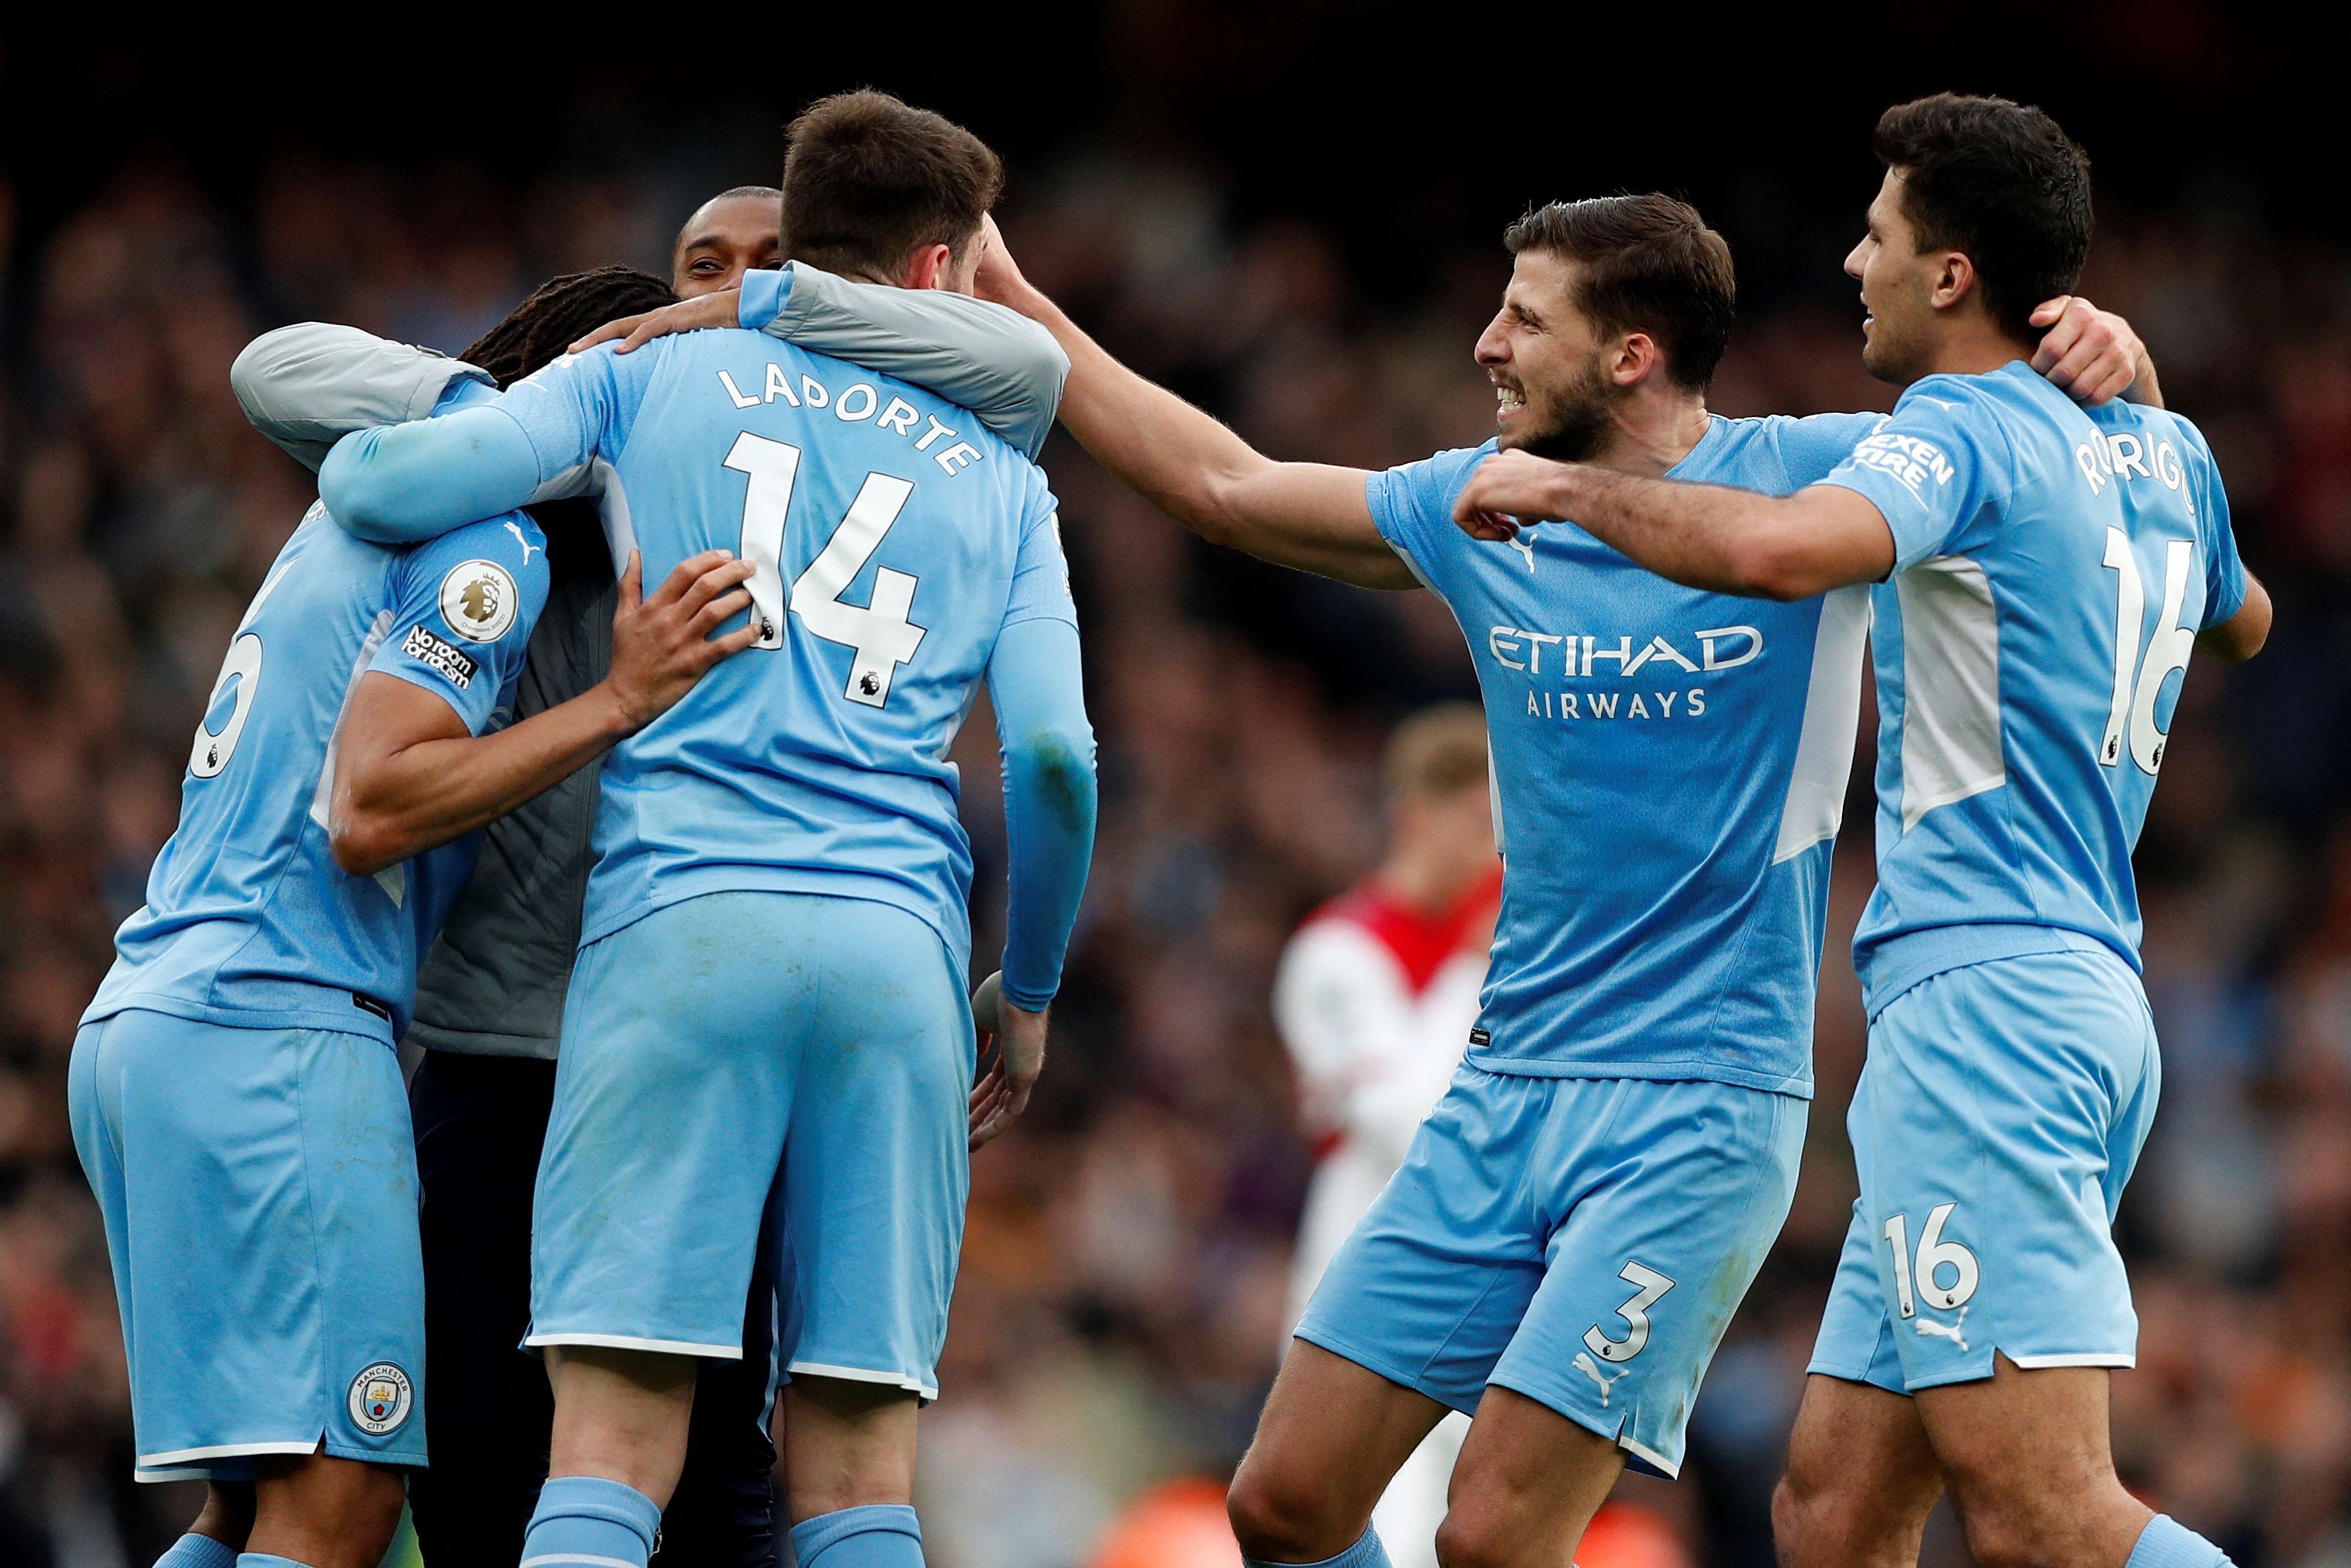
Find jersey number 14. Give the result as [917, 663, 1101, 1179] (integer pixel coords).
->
[725, 432, 928, 708]
[2101, 528, 2195, 777]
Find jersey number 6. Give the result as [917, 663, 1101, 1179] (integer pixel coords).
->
[725, 432, 929, 708]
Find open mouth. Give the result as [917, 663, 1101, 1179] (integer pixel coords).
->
[1494, 383, 1526, 418]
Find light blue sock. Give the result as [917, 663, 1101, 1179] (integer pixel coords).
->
[235, 1556, 314, 1568]
[157, 1536, 237, 1568]
[520, 1476, 662, 1568]
[2127, 1515, 2232, 1568]
[1242, 1523, 1392, 1568]
[788, 1504, 923, 1567]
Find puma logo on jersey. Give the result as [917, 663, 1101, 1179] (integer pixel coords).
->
[1572, 1351, 1631, 1407]
[1506, 532, 1536, 571]
[503, 521, 542, 564]
[1914, 1305, 1970, 1353]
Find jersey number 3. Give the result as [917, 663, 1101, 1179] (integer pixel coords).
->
[725, 431, 928, 708]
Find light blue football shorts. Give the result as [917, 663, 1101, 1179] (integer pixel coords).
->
[68, 1008, 427, 1480]
[528, 890, 973, 1402]
[1294, 1065, 1806, 1477]
[1810, 947, 2161, 1393]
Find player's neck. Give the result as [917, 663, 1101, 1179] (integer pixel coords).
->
[1586, 391, 1713, 479]
[1911, 315, 2033, 382]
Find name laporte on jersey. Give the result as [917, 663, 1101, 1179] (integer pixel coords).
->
[1485, 622, 1763, 722]
[715, 361, 987, 478]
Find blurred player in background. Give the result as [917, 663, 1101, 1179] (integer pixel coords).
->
[236, 187, 1064, 1568]
[74, 270, 762, 1568]
[1452, 93, 2271, 1568]
[962, 189, 2151, 1568]
[317, 92, 1098, 1568]
[1274, 705, 1496, 1568]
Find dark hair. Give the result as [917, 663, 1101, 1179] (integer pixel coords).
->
[1502, 195, 1736, 390]
[1872, 93, 2092, 341]
[461, 267, 677, 579]
[459, 266, 678, 387]
[781, 90, 1003, 279]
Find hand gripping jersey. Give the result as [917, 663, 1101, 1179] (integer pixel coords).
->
[324, 330, 1081, 977]
[1815, 364, 2247, 1011]
[85, 395, 548, 1042]
[1368, 416, 1880, 1096]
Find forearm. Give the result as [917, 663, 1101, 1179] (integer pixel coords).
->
[334, 682, 631, 875]
[991, 621, 1098, 1009]
[2126, 348, 2164, 409]
[993, 277, 1271, 527]
[1545, 466, 1824, 598]
[318, 410, 543, 543]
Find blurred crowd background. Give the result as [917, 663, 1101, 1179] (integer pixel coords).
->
[1, 8, 2345, 1567]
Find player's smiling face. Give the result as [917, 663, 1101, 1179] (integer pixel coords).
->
[1846, 170, 1938, 386]
[673, 194, 783, 297]
[1475, 249, 1616, 461]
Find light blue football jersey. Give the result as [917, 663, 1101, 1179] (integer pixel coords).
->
[464, 331, 1076, 961]
[1817, 363, 2246, 1013]
[85, 411, 549, 1043]
[1369, 413, 1880, 1096]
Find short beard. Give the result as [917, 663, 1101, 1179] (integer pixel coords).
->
[1507, 359, 1616, 462]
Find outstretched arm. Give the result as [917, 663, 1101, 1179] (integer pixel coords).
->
[1454, 448, 1895, 600]
[974, 222, 1417, 591]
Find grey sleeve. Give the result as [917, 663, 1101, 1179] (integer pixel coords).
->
[758, 264, 1070, 459]
[231, 324, 495, 473]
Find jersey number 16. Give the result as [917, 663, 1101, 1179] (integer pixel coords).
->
[2101, 528, 2195, 777]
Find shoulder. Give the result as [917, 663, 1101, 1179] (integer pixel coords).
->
[397, 512, 551, 629]
[1883, 372, 2034, 473]
[1368, 441, 1496, 522]
[1698, 412, 1888, 491]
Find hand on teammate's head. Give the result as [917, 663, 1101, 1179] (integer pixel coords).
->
[970, 213, 1027, 305]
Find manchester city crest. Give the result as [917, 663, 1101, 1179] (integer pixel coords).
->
[439, 559, 520, 642]
[347, 1361, 414, 1435]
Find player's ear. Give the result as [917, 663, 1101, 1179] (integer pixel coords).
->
[900, 242, 955, 292]
[1613, 331, 1659, 387]
[1933, 250, 1978, 313]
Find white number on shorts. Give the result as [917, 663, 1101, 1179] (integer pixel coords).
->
[1884, 1202, 1980, 1321]
[724, 431, 927, 708]
[1582, 1261, 1676, 1364]
[2100, 528, 2196, 776]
